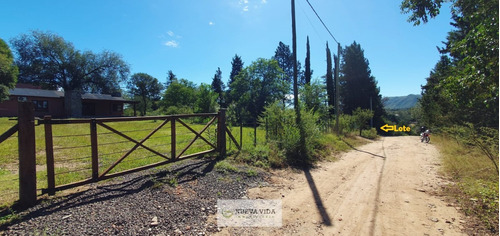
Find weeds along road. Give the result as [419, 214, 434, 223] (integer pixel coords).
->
[219, 136, 466, 236]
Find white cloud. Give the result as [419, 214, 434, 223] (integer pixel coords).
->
[261, 0, 267, 3]
[165, 40, 179, 48]
[209, 21, 214, 26]
[243, 5, 249, 11]
[167, 31, 175, 37]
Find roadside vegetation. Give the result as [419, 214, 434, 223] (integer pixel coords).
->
[434, 127, 498, 234]
[401, 0, 498, 233]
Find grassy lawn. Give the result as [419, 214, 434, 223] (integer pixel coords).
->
[0, 117, 272, 206]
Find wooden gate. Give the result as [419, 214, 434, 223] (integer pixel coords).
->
[1, 103, 241, 207]
[39, 109, 240, 195]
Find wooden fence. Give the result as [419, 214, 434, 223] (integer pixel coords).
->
[0, 102, 240, 207]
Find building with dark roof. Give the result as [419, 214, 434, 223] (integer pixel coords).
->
[0, 84, 138, 118]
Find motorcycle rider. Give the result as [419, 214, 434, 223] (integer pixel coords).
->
[420, 126, 431, 142]
[420, 126, 426, 134]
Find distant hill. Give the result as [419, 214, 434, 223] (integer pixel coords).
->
[382, 94, 421, 110]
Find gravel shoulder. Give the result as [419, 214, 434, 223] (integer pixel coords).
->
[1, 157, 268, 235]
[218, 136, 466, 235]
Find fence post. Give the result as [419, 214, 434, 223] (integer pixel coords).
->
[265, 117, 268, 142]
[18, 101, 37, 207]
[217, 109, 227, 157]
[90, 119, 99, 181]
[254, 122, 257, 147]
[44, 116, 55, 195]
[171, 118, 176, 159]
[240, 122, 243, 149]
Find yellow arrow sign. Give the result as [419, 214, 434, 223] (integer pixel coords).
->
[380, 124, 395, 132]
[380, 124, 411, 132]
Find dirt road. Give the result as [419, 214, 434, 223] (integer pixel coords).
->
[218, 136, 466, 236]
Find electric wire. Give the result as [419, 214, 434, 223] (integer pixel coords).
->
[305, 0, 340, 45]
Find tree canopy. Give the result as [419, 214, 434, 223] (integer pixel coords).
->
[402, 0, 499, 127]
[229, 58, 288, 124]
[11, 31, 129, 94]
[127, 73, 163, 116]
[163, 79, 196, 110]
[226, 54, 244, 106]
[273, 42, 303, 88]
[211, 67, 225, 107]
[340, 41, 385, 129]
[0, 38, 18, 102]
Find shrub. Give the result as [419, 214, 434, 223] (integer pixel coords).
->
[361, 128, 378, 140]
[214, 160, 239, 173]
[339, 114, 356, 134]
[258, 101, 322, 166]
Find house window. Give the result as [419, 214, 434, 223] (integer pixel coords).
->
[112, 103, 123, 112]
[33, 100, 48, 111]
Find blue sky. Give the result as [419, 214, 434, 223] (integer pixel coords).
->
[1, 0, 453, 97]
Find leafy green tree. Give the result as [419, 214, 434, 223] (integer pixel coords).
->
[402, 0, 499, 127]
[0, 38, 18, 102]
[353, 107, 374, 136]
[127, 73, 163, 116]
[340, 41, 385, 130]
[229, 58, 288, 124]
[11, 31, 129, 93]
[419, 56, 454, 126]
[196, 83, 218, 113]
[301, 79, 327, 115]
[11, 31, 129, 117]
[162, 79, 196, 113]
[211, 67, 225, 107]
[400, 0, 444, 25]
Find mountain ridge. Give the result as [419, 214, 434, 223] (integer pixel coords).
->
[382, 94, 421, 110]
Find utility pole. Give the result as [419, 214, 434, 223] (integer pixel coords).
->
[370, 96, 373, 128]
[291, 0, 306, 162]
[291, 0, 299, 117]
[335, 43, 340, 134]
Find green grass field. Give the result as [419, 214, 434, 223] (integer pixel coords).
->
[0, 117, 268, 206]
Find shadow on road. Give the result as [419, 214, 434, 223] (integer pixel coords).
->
[342, 139, 385, 159]
[303, 167, 332, 226]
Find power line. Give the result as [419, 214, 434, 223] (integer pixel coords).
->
[305, 0, 339, 44]
[297, 0, 323, 41]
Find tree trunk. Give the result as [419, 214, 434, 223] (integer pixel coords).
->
[64, 90, 82, 118]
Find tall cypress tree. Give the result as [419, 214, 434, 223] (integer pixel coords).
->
[229, 54, 244, 86]
[305, 36, 312, 85]
[166, 70, 177, 88]
[226, 54, 244, 105]
[211, 67, 225, 107]
[325, 42, 334, 115]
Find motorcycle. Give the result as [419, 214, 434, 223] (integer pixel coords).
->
[420, 130, 430, 143]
